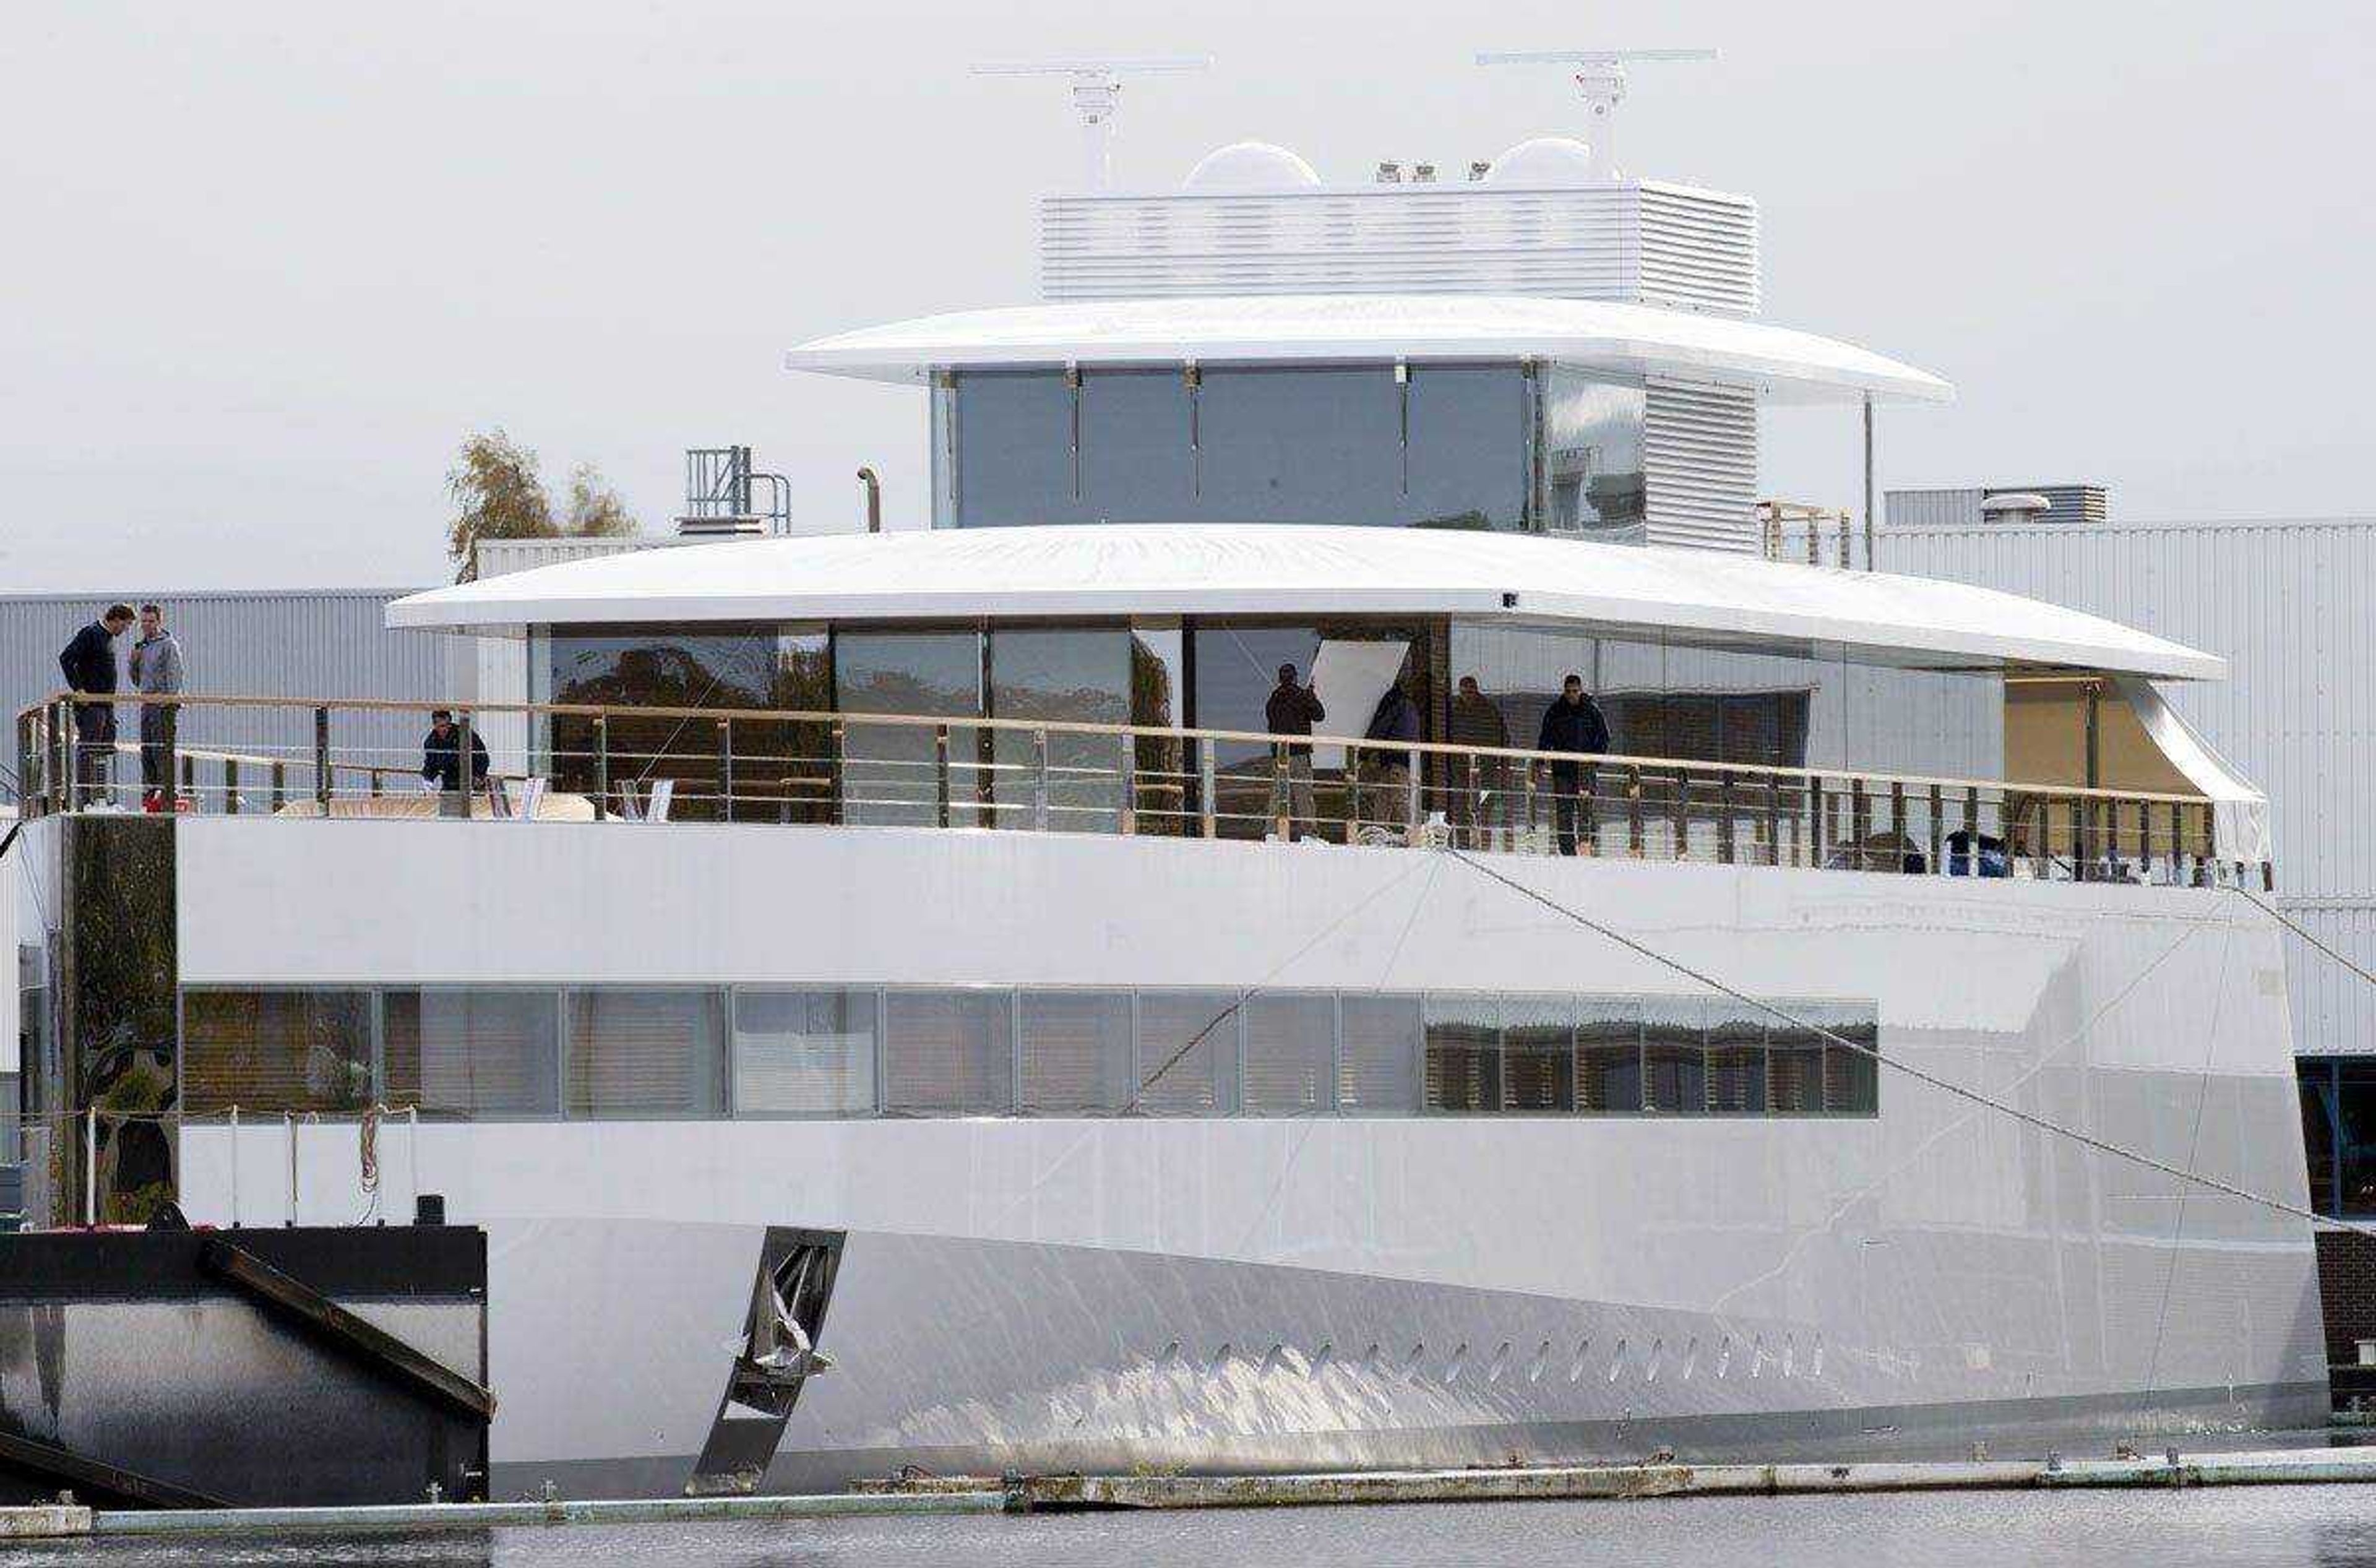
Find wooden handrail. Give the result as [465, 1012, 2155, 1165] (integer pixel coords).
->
[24, 690, 2221, 808]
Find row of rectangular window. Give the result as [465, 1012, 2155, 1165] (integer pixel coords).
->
[176, 986, 1880, 1121]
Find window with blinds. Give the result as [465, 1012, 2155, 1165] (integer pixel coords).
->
[882, 990, 1014, 1114]
[1242, 993, 1335, 1116]
[1337, 996, 1421, 1114]
[1765, 1012, 1825, 1114]
[382, 989, 560, 1119]
[733, 989, 876, 1116]
[1424, 996, 1500, 1113]
[1134, 991, 1240, 1116]
[1814, 1002, 1881, 1115]
[1705, 1002, 1768, 1115]
[1577, 997, 1643, 1113]
[1642, 996, 1707, 1115]
[182, 989, 374, 1114]
[1018, 991, 1132, 1114]
[566, 990, 726, 1119]
[1502, 995, 1575, 1112]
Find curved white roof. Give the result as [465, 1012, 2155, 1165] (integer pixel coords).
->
[1183, 140, 1322, 192]
[391, 525, 2217, 680]
[781, 294, 1952, 407]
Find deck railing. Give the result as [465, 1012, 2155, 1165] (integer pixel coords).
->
[14, 692, 2268, 889]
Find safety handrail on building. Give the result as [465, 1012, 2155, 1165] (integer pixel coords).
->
[14, 691, 2269, 889]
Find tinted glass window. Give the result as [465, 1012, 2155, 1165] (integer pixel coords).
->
[1019, 990, 1133, 1114]
[1197, 367, 1403, 525]
[1502, 994, 1574, 1111]
[835, 631, 984, 827]
[1338, 994, 1421, 1113]
[1082, 370, 1195, 517]
[1425, 994, 1500, 1113]
[183, 989, 374, 1114]
[1705, 1001, 1768, 1115]
[989, 628, 1132, 833]
[1406, 366, 1530, 532]
[384, 989, 561, 1119]
[1543, 367, 1646, 538]
[1577, 996, 1643, 1113]
[882, 990, 1014, 1115]
[566, 989, 728, 1118]
[1642, 996, 1706, 1115]
[952, 371, 1085, 527]
[734, 989, 877, 1116]
[1135, 991, 1240, 1116]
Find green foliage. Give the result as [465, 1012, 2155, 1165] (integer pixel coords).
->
[446, 430, 639, 580]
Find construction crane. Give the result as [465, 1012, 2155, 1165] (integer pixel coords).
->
[1474, 48, 1717, 180]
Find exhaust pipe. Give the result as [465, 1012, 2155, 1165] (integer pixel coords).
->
[856, 467, 881, 533]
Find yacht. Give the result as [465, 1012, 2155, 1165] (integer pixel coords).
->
[7, 61, 2323, 1497]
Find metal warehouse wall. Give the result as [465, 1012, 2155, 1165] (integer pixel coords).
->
[1879, 515, 2376, 1058]
[1, 589, 455, 783]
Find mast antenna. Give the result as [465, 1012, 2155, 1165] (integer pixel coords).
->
[1474, 48, 1716, 180]
[971, 56, 1213, 191]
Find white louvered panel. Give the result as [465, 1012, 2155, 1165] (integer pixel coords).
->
[1643, 379, 1758, 553]
[1041, 182, 1755, 314]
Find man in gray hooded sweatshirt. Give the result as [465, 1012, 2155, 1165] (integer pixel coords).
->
[128, 602, 186, 804]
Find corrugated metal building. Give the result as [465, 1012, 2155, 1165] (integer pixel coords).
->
[1, 588, 455, 782]
[1878, 509, 2376, 1061]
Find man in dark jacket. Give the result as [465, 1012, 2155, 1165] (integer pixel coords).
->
[1263, 663, 1325, 840]
[421, 710, 493, 798]
[1447, 674, 1509, 847]
[1360, 680, 1423, 834]
[1536, 674, 1611, 855]
[58, 603, 135, 806]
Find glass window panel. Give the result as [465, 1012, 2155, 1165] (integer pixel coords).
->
[1543, 368, 1646, 539]
[2338, 1061, 2376, 1217]
[566, 989, 727, 1119]
[1405, 366, 1529, 532]
[835, 631, 985, 827]
[1242, 993, 1336, 1116]
[1765, 1005, 1825, 1115]
[734, 989, 877, 1116]
[2300, 1063, 2338, 1218]
[1130, 626, 1190, 837]
[1134, 991, 1240, 1116]
[882, 990, 1014, 1115]
[1338, 995, 1420, 1113]
[989, 628, 1132, 834]
[1704, 1001, 1768, 1115]
[1642, 996, 1707, 1116]
[544, 624, 794, 822]
[1424, 995, 1500, 1113]
[1198, 368, 1404, 525]
[1082, 369, 1195, 518]
[952, 371, 1087, 527]
[1813, 1002, 1881, 1116]
[182, 989, 374, 1114]
[1019, 991, 1133, 1115]
[384, 989, 561, 1119]
[1577, 996, 1643, 1113]
[1502, 994, 1575, 1112]
[1190, 625, 1326, 840]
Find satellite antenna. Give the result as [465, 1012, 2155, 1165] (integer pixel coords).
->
[1474, 49, 1716, 180]
[971, 56, 1213, 191]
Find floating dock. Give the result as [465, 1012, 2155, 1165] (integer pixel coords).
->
[5, 1444, 2373, 1540]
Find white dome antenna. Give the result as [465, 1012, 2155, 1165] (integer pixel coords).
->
[1474, 48, 1716, 180]
[972, 56, 1213, 191]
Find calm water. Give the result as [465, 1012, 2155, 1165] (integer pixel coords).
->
[7, 1487, 2376, 1568]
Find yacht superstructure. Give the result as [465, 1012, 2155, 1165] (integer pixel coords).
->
[7, 66, 2323, 1497]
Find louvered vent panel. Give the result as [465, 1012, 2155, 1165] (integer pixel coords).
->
[1644, 379, 1759, 553]
[1041, 183, 1754, 314]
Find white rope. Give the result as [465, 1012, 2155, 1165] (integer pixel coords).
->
[1437, 845, 2376, 1241]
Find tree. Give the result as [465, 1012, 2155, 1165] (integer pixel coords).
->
[445, 430, 639, 580]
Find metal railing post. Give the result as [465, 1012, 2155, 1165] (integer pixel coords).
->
[314, 705, 332, 812]
[1810, 777, 1826, 867]
[455, 711, 476, 811]
[229, 1105, 240, 1227]
[84, 1108, 97, 1226]
[1848, 778, 1868, 871]
[934, 724, 951, 828]
[52, 698, 72, 813]
[1199, 743, 1217, 838]
[828, 720, 845, 826]
[1928, 784, 1944, 874]
[592, 715, 610, 820]
[1764, 773, 1782, 866]
[1273, 747, 1290, 840]
[2068, 797, 2086, 882]
[717, 718, 734, 821]
[1627, 764, 1645, 857]
[1032, 728, 1050, 830]
[1522, 762, 1538, 850]
[1405, 744, 1421, 836]
[285, 1111, 298, 1225]
[1888, 782, 1905, 872]
[1117, 731, 1136, 835]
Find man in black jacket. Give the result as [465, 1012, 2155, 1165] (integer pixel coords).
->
[1536, 674, 1611, 856]
[1360, 680, 1423, 834]
[1263, 663, 1325, 840]
[58, 603, 135, 806]
[421, 710, 493, 799]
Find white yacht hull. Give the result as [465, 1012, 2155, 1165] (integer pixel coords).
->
[152, 821, 2325, 1494]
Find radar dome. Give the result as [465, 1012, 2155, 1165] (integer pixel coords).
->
[1483, 136, 1598, 186]
[1183, 141, 1323, 193]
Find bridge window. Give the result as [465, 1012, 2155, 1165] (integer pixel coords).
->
[383, 988, 561, 1119]
[565, 989, 727, 1119]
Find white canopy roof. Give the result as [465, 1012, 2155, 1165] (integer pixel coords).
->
[392, 525, 2219, 680]
[781, 295, 1952, 407]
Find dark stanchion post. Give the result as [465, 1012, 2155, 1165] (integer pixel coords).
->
[314, 707, 332, 812]
[934, 724, 951, 829]
[456, 711, 476, 815]
[1763, 773, 1781, 865]
[827, 720, 845, 827]
[1927, 784, 1944, 874]
[717, 718, 733, 822]
[1888, 782, 1905, 871]
[592, 715, 610, 821]
[163, 700, 181, 811]
[1118, 731, 1137, 835]
[270, 760, 286, 814]
[1848, 778, 1867, 870]
[1717, 776, 1736, 864]
[225, 756, 239, 816]
[2068, 797, 2086, 882]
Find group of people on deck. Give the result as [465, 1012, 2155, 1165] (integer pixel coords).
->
[1265, 663, 1609, 853]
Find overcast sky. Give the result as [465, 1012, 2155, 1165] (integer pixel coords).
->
[2, 1, 2370, 593]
